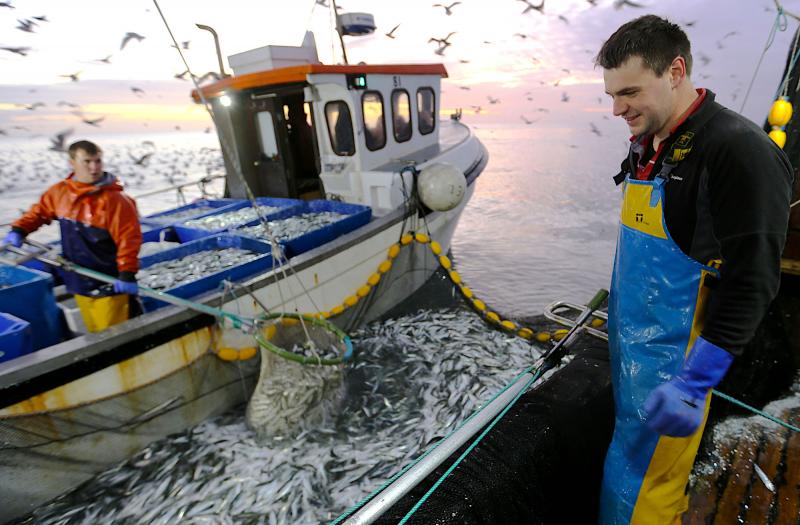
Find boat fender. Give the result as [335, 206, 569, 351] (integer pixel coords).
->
[417, 163, 466, 212]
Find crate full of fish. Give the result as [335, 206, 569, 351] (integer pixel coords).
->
[137, 234, 276, 312]
[172, 197, 303, 243]
[139, 198, 244, 228]
[235, 200, 372, 257]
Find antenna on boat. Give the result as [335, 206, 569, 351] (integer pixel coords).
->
[195, 24, 229, 79]
[331, 0, 376, 65]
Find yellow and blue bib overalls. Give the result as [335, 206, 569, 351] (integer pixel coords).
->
[599, 152, 719, 524]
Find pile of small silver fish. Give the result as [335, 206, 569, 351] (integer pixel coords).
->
[182, 205, 282, 231]
[23, 309, 546, 525]
[145, 205, 218, 224]
[137, 248, 261, 290]
[237, 212, 346, 242]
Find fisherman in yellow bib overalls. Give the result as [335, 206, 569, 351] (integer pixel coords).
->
[594, 15, 794, 524]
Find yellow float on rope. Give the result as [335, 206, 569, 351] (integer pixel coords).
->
[430, 241, 442, 255]
[217, 347, 239, 361]
[439, 255, 452, 270]
[553, 328, 569, 341]
[388, 244, 401, 259]
[368, 273, 381, 286]
[518, 327, 534, 339]
[262, 324, 277, 340]
[238, 346, 258, 360]
[378, 260, 392, 274]
[400, 233, 414, 245]
[448, 270, 462, 285]
[486, 311, 500, 323]
[536, 332, 552, 343]
[357, 284, 371, 297]
[769, 97, 793, 127]
[501, 319, 517, 331]
[344, 295, 359, 307]
[769, 129, 787, 149]
[460, 285, 473, 299]
[331, 305, 345, 316]
[415, 232, 430, 244]
[591, 318, 605, 328]
[473, 299, 486, 311]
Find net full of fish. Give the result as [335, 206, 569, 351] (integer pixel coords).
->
[182, 205, 282, 231]
[136, 247, 260, 290]
[237, 212, 346, 241]
[145, 205, 218, 224]
[22, 308, 548, 525]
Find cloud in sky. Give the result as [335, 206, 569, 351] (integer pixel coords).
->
[0, 0, 798, 134]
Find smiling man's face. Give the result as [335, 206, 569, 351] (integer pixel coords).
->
[604, 55, 676, 139]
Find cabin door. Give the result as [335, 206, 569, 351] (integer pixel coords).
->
[250, 96, 292, 197]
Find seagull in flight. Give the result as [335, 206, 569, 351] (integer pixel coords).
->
[561, 92, 570, 102]
[82, 116, 105, 127]
[520, 115, 540, 125]
[92, 55, 112, 64]
[131, 86, 145, 96]
[613, 0, 646, 9]
[487, 96, 500, 104]
[120, 32, 145, 51]
[470, 105, 482, 114]
[16, 18, 36, 33]
[385, 23, 401, 39]
[57, 101, 80, 108]
[433, 2, 461, 15]
[32, 15, 48, 22]
[129, 152, 154, 166]
[0, 1, 14, 8]
[428, 32, 456, 47]
[60, 71, 81, 82]
[589, 122, 602, 136]
[49, 128, 74, 152]
[174, 69, 190, 80]
[0, 46, 30, 56]
[519, 0, 545, 14]
[197, 71, 221, 83]
[18, 102, 45, 110]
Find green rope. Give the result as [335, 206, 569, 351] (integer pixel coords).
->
[712, 389, 800, 433]
[328, 365, 538, 524]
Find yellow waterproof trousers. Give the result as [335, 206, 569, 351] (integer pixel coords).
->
[74, 294, 130, 333]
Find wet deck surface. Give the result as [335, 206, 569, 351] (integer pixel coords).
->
[685, 405, 800, 524]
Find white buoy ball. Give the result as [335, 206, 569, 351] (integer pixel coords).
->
[417, 163, 466, 211]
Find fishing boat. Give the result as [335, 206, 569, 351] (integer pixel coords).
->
[0, 14, 487, 522]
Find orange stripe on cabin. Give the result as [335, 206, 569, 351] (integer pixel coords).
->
[191, 63, 448, 102]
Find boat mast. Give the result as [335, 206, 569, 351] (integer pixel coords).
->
[332, 0, 349, 65]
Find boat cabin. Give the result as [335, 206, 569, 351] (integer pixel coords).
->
[193, 32, 447, 215]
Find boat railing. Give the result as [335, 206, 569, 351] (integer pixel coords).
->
[0, 173, 227, 229]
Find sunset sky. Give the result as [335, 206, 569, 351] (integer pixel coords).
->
[1, 0, 799, 136]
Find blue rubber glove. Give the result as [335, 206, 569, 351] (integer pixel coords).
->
[112, 279, 138, 295]
[3, 230, 24, 248]
[643, 337, 734, 437]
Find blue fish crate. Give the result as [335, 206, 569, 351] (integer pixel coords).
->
[137, 234, 276, 312]
[140, 199, 245, 227]
[235, 200, 372, 258]
[142, 224, 178, 243]
[172, 198, 303, 243]
[0, 263, 64, 350]
[0, 312, 33, 363]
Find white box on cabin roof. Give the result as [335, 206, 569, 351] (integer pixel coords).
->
[228, 31, 321, 75]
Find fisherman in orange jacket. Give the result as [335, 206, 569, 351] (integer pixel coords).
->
[3, 140, 142, 333]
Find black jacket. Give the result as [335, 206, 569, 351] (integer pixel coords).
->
[614, 90, 794, 355]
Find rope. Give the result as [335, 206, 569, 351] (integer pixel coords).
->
[740, 5, 788, 113]
[712, 389, 800, 433]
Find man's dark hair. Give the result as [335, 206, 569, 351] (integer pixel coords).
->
[595, 15, 692, 77]
[67, 140, 102, 159]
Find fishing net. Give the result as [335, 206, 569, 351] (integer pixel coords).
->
[246, 313, 352, 442]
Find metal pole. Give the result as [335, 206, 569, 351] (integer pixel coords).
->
[196, 23, 229, 78]
[331, 0, 349, 65]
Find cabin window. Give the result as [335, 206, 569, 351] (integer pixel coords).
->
[417, 87, 436, 135]
[362, 91, 386, 151]
[325, 101, 355, 156]
[391, 89, 412, 143]
[255, 110, 279, 159]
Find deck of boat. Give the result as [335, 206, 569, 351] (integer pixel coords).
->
[685, 404, 800, 524]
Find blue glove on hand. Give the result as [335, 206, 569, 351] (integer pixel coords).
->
[3, 230, 24, 248]
[112, 279, 138, 295]
[643, 337, 734, 437]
